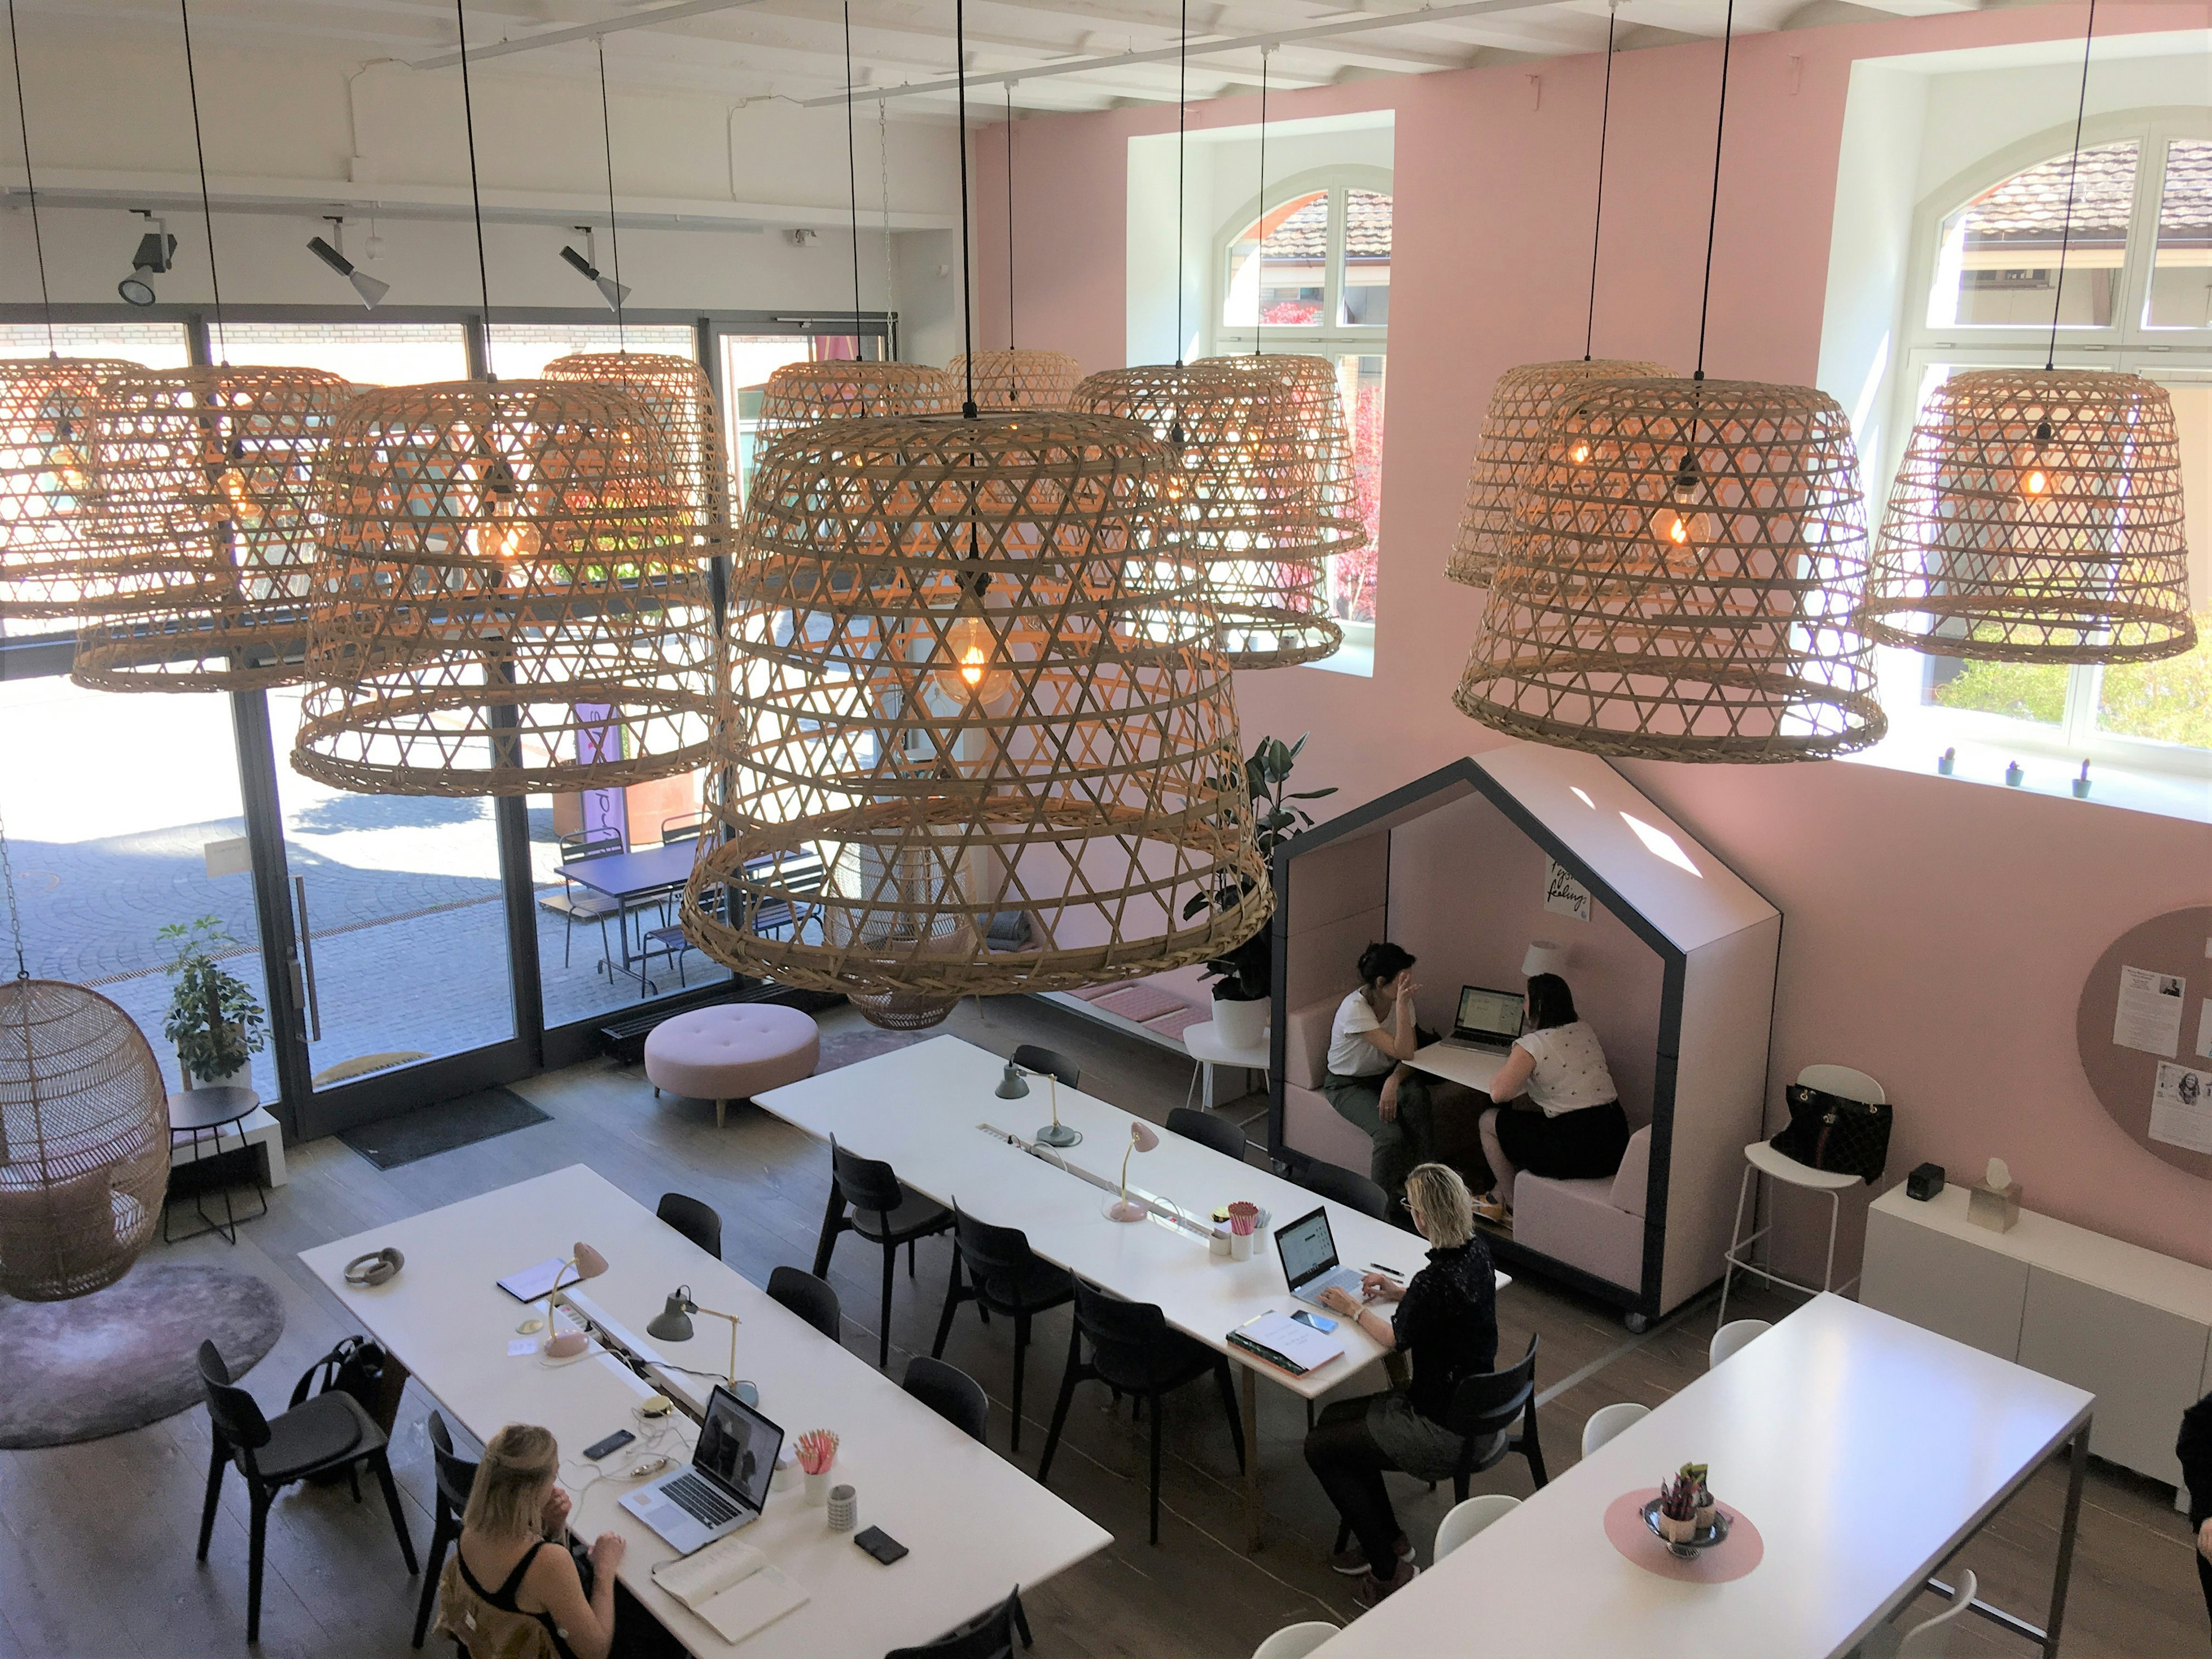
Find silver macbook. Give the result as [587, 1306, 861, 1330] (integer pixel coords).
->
[1275, 1206, 1366, 1309]
[620, 1384, 782, 1556]
[1443, 984, 1525, 1052]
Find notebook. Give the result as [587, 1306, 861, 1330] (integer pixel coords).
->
[1228, 1310, 1345, 1377]
[651, 1536, 810, 1645]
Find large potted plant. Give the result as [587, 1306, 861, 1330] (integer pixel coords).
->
[160, 915, 268, 1090]
[1183, 734, 1334, 1050]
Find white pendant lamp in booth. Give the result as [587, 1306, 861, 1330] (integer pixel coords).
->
[1454, 0, 1886, 763]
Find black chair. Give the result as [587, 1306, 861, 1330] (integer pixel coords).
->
[411, 1410, 480, 1648]
[1009, 1045, 1080, 1088]
[1300, 1160, 1390, 1220]
[656, 1191, 724, 1259]
[1165, 1106, 1247, 1163]
[1037, 1281, 1244, 1544]
[541, 825, 623, 969]
[768, 1265, 842, 1343]
[1327, 1334, 1550, 1557]
[884, 1587, 1028, 1659]
[751, 849, 828, 944]
[812, 1135, 953, 1368]
[903, 1355, 988, 1444]
[636, 922, 692, 994]
[660, 813, 710, 847]
[196, 1339, 418, 1643]
[930, 1205, 1075, 1451]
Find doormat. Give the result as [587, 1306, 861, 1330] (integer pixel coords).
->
[339, 1086, 552, 1171]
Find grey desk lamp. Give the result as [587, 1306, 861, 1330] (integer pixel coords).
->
[997, 1059, 1080, 1148]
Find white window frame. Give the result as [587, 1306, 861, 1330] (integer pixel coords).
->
[1876, 107, 2212, 790]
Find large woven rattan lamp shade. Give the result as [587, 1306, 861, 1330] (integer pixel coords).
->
[70, 365, 357, 691]
[1861, 368, 2195, 664]
[1071, 361, 1340, 669]
[753, 361, 955, 453]
[1449, 359, 1677, 589]
[292, 380, 716, 796]
[0, 357, 148, 622]
[1209, 352, 1367, 562]
[683, 409, 1270, 1010]
[946, 349, 1082, 412]
[1455, 377, 1887, 762]
[543, 351, 729, 557]
[0, 979, 168, 1302]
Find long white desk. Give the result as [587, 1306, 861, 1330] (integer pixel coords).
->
[301, 1165, 1109, 1658]
[1301, 1294, 2094, 1659]
[755, 1034, 1509, 1548]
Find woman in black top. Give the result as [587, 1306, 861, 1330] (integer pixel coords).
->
[1304, 1162, 1498, 1609]
[442, 1423, 624, 1659]
[2181, 1391, 2212, 1633]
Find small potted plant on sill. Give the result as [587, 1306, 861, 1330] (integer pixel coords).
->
[160, 915, 268, 1090]
[1181, 734, 1335, 1051]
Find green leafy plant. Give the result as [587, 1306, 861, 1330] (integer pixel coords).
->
[1181, 734, 1336, 1002]
[160, 916, 268, 1083]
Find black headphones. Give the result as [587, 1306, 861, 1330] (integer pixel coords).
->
[343, 1247, 405, 1287]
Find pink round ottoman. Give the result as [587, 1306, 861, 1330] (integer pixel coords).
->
[645, 1004, 820, 1128]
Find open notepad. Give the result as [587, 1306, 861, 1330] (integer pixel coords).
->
[650, 1536, 809, 1645]
[1227, 1310, 1345, 1376]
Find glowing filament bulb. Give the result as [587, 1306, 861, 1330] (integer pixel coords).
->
[941, 611, 1007, 701]
[217, 466, 260, 523]
[2024, 467, 2048, 496]
[1570, 442, 1591, 465]
[469, 514, 540, 563]
[1667, 516, 1689, 546]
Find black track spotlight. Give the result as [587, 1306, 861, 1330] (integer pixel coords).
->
[308, 218, 389, 308]
[119, 211, 175, 306]
[559, 234, 630, 313]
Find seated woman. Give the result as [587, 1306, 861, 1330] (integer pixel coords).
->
[437, 1423, 625, 1659]
[1304, 1162, 1498, 1608]
[1322, 942, 1435, 1208]
[1474, 972, 1630, 1228]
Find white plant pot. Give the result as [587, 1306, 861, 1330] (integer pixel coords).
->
[1212, 996, 1268, 1052]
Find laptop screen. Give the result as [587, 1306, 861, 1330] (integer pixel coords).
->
[1457, 986, 1526, 1040]
[692, 1386, 782, 1510]
[1275, 1207, 1339, 1289]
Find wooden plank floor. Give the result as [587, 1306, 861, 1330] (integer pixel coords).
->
[3, 993, 2203, 1658]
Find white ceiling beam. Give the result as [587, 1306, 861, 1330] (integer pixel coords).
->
[409, 0, 774, 71]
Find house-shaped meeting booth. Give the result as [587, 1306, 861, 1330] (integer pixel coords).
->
[1269, 743, 1781, 1327]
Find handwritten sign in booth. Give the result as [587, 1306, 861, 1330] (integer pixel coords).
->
[1268, 744, 1781, 1326]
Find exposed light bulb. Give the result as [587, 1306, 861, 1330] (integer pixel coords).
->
[936, 610, 1012, 702]
[1570, 442, 1591, 465]
[2025, 468, 2048, 497]
[217, 465, 260, 523]
[469, 514, 540, 563]
[1667, 514, 1690, 547]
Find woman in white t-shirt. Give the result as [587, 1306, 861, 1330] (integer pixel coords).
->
[1472, 974, 1628, 1228]
[1321, 942, 1436, 1209]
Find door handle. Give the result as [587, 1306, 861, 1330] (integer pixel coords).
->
[292, 874, 322, 1043]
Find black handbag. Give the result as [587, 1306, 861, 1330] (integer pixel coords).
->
[1769, 1084, 1892, 1184]
[290, 1336, 400, 1483]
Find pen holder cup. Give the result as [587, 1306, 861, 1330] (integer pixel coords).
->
[1229, 1230, 1253, 1262]
[827, 1484, 857, 1532]
[803, 1468, 831, 1505]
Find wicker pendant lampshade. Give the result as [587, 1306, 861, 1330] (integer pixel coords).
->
[1859, 368, 2195, 664]
[753, 361, 955, 454]
[945, 349, 1082, 412]
[1449, 359, 1677, 589]
[543, 351, 729, 558]
[1071, 361, 1340, 668]
[0, 357, 149, 622]
[1209, 352, 1368, 560]
[1455, 377, 1887, 762]
[69, 365, 357, 691]
[0, 978, 168, 1301]
[291, 379, 717, 796]
[682, 408, 1270, 1009]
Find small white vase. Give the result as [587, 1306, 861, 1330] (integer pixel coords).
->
[1229, 1230, 1253, 1262]
[1212, 996, 1268, 1052]
[803, 1468, 830, 1506]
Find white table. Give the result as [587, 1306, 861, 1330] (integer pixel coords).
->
[1183, 1018, 1269, 1111]
[755, 1035, 1509, 1548]
[1405, 1040, 1506, 1094]
[1300, 1294, 2093, 1659]
[301, 1166, 1109, 1658]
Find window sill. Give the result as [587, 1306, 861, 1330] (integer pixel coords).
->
[1844, 715, 2212, 825]
[1308, 620, 1374, 678]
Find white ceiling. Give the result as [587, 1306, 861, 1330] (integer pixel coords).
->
[13, 0, 2046, 116]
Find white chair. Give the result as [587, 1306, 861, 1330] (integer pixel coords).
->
[1433, 1493, 1520, 1561]
[1709, 1318, 1772, 1369]
[1252, 1622, 1340, 1659]
[1581, 1400, 1649, 1457]
[1851, 1569, 1979, 1658]
[1718, 1064, 1884, 1327]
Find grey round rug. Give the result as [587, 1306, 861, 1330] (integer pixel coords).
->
[0, 1262, 286, 1448]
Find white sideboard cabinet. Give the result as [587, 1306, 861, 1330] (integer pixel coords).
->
[1862, 1183, 2212, 1500]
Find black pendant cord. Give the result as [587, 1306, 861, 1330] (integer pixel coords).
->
[845, 4, 863, 342]
[1582, 0, 1618, 362]
[179, 0, 225, 363]
[454, 0, 495, 377]
[1690, 0, 1736, 384]
[1253, 46, 1267, 358]
[1173, 0, 1186, 366]
[597, 37, 626, 354]
[0, 806, 24, 981]
[955, 0, 975, 418]
[2045, 0, 2098, 372]
[5, 1, 52, 357]
[1003, 82, 1016, 350]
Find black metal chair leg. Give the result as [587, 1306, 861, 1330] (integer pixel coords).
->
[811, 1185, 846, 1279]
[1010, 1312, 1029, 1453]
[246, 1488, 270, 1645]
[1522, 1397, 1549, 1487]
[1147, 1389, 1165, 1544]
[1013, 1590, 1033, 1650]
[1214, 1357, 1246, 1474]
[907, 1237, 917, 1279]
[196, 1438, 226, 1562]
[931, 1255, 964, 1360]
[372, 1451, 420, 1573]
[1036, 1327, 1083, 1486]
[878, 1241, 896, 1369]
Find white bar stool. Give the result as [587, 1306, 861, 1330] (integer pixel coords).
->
[1718, 1064, 1884, 1327]
[1183, 1018, 1269, 1111]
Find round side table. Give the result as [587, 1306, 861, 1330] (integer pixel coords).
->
[1182, 1020, 1270, 1112]
[165, 1085, 268, 1245]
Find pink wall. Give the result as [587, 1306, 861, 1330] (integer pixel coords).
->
[980, 3, 2212, 1274]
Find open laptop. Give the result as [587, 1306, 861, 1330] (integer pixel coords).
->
[620, 1384, 783, 1556]
[1274, 1206, 1368, 1309]
[1442, 984, 1525, 1052]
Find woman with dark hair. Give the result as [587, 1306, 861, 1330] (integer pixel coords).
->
[1472, 972, 1628, 1228]
[1323, 941, 1435, 1207]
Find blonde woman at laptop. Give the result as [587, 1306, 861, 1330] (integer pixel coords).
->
[1323, 942, 1436, 1211]
[437, 1423, 624, 1659]
[1472, 973, 1628, 1229]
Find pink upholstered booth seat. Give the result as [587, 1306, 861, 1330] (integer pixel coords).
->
[1279, 998, 1375, 1173]
[644, 1003, 820, 1128]
[1511, 1124, 1653, 1295]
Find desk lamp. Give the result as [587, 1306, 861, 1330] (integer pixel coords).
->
[997, 1059, 1080, 1149]
[647, 1284, 743, 1384]
[1105, 1121, 1161, 1222]
[517, 1243, 608, 1353]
